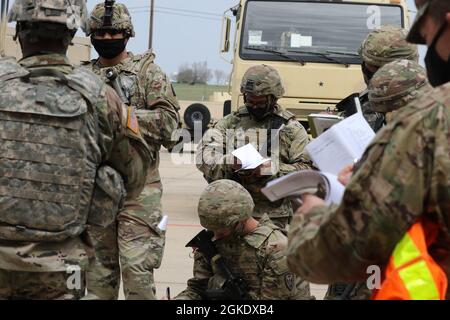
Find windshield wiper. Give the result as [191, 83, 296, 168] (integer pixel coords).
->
[288, 49, 351, 67]
[244, 46, 306, 66]
[325, 50, 360, 57]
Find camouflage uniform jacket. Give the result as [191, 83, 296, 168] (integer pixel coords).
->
[196, 105, 311, 219]
[84, 51, 180, 184]
[287, 83, 450, 299]
[176, 215, 311, 300]
[0, 54, 150, 272]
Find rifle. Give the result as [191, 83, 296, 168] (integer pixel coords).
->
[105, 68, 130, 105]
[335, 92, 362, 118]
[186, 229, 252, 300]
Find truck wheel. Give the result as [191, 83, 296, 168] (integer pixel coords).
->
[223, 100, 231, 117]
[184, 103, 211, 131]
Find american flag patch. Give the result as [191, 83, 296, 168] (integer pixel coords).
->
[127, 107, 139, 134]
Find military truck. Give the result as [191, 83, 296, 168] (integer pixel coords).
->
[1, 0, 90, 64]
[220, 0, 410, 126]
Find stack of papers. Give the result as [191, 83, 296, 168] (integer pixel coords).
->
[262, 170, 345, 206]
[305, 113, 375, 175]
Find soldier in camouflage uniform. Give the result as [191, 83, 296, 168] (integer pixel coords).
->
[0, 0, 150, 300]
[324, 59, 433, 300]
[83, 2, 180, 300]
[369, 60, 432, 122]
[286, 0, 450, 300]
[175, 180, 313, 300]
[326, 29, 421, 298]
[357, 25, 419, 132]
[196, 65, 311, 229]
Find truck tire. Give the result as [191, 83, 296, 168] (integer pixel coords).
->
[184, 103, 211, 131]
[223, 100, 232, 117]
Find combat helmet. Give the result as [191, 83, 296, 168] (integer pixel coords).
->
[369, 60, 431, 113]
[240, 64, 285, 99]
[88, 1, 135, 37]
[198, 180, 254, 231]
[8, 0, 88, 41]
[359, 26, 419, 67]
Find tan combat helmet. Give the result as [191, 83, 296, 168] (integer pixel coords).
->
[359, 26, 419, 68]
[240, 64, 285, 99]
[88, 1, 135, 37]
[369, 59, 432, 113]
[8, 0, 88, 39]
[198, 180, 254, 231]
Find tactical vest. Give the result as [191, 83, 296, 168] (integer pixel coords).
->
[209, 225, 275, 298]
[0, 57, 104, 242]
[84, 51, 156, 109]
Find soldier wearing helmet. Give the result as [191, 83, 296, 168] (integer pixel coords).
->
[325, 60, 432, 301]
[0, 0, 150, 299]
[196, 64, 312, 230]
[287, 0, 450, 301]
[83, 1, 180, 300]
[353, 26, 419, 132]
[369, 59, 432, 122]
[175, 180, 313, 300]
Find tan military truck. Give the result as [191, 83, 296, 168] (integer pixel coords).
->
[220, 0, 410, 126]
[1, 0, 90, 64]
[1, 26, 91, 64]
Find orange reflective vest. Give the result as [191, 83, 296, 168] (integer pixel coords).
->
[372, 220, 448, 300]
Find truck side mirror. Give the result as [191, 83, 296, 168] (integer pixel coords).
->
[220, 16, 231, 53]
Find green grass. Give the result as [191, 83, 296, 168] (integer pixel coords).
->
[173, 83, 228, 101]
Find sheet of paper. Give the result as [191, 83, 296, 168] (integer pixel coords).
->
[322, 172, 345, 205]
[333, 113, 375, 159]
[232, 143, 270, 170]
[299, 35, 312, 47]
[290, 33, 302, 48]
[305, 113, 375, 175]
[248, 30, 267, 46]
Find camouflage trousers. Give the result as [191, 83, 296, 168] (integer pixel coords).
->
[86, 183, 166, 300]
[0, 269, 85, 300]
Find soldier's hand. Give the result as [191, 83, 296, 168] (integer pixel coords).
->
[230, 156, 242, 171]
[296, 194, 326, 215]
[253, 160, 272, 178]
[338, 164, 354, 186]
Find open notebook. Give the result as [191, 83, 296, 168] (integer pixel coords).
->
[305, 113, 375, 175]
[262, 170, 345, 206]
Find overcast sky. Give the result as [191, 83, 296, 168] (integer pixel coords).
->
[72, 0, 425, 76]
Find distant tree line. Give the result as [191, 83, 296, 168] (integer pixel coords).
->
[176, 61, 228, 85]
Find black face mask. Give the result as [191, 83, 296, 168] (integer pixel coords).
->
[244, 95, 274, 121]
[362, 62, 377, 86]
[425, 23, 450, 87]
[91, 38, 127, 59]
[246, 104, 272, 121]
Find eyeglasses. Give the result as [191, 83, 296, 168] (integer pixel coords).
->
[93, 29, 125, 37]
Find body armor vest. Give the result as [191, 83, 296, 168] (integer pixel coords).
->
[0, 58, 103, 242]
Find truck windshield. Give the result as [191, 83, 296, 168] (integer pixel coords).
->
[240, 1, 404, 65]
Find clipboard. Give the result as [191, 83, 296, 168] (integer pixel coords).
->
[308, 113, 343, 138]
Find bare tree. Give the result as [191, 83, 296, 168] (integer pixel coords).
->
[177, 61, 212, 84]
[176, 63, 194, 84]
[214, 69, 227, 85]
[192, 61, 212, 84]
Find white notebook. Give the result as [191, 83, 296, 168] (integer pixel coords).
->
[305, 113, 375, 175]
